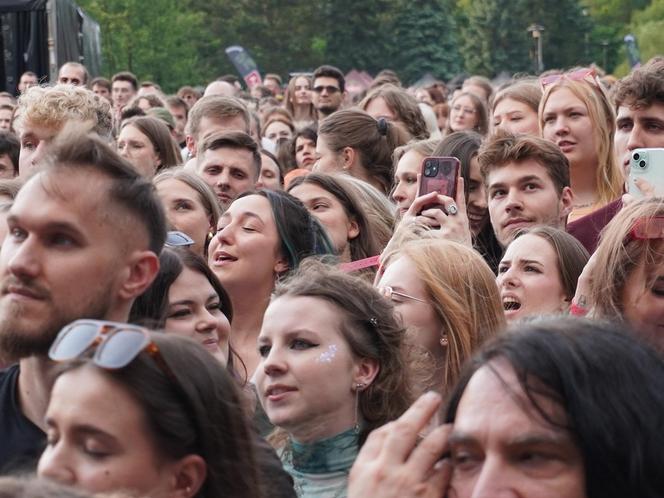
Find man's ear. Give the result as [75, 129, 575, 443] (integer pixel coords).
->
[560, 186, 574, 218]
[168, 454, 207, 498]
[117, 250, 160, 300]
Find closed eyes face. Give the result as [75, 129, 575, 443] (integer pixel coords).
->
[38, 367, 178, 496]
[492, 98, 539, 136]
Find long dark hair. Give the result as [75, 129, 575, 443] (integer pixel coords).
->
[434, 131, 502, 271]
[55, 333, 260, 498]
[128, 248, 244, 378]
[445, 318, 664, 498]
[236, 189, 335, 274]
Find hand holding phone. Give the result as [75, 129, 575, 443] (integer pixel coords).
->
[417, 157, 460, 209]
[628, 148, 664, 199]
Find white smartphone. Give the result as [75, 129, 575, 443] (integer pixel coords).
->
[628, 148, 664, 199]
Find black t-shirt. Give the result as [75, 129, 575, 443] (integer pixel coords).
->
[0, 364, 46, 474]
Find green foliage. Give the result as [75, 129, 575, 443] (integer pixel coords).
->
[460, 0, 594, 76]
[391, 0, 463, 83]
[75, 0, 664, 89]
[78, 0, 212, 92]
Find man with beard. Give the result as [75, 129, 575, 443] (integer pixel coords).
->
[0, 131, 165, 472]
[312, 65, 346, 121]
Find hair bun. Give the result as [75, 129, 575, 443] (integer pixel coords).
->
[376, 117, 388, 136]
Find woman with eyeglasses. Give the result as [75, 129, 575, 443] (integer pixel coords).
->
[38, 326, 260, 498]
[254, 259, 418, 498]
[539, 68, 624, 221]
[315, 109, 409, 195]
[376, 228, 505, 394]
[444, 92, 488, 136]
[579, 198, 664, 352]
[208, 189, 334, 377]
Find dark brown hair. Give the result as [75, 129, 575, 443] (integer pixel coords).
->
[478, 130, 570, 194]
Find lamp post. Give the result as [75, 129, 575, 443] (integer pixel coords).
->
[528, 24, 545, 74]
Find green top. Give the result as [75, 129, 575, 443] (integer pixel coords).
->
[281, 428, 359, 498]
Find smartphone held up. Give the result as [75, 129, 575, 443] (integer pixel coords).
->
[417, 156, 460, 213]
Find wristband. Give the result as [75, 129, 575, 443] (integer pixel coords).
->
[570, 303, 589, 317]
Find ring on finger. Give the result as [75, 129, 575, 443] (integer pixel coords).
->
[447, 204, 458, 215]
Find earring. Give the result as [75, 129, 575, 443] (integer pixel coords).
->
[440, 335, 449, 347]
[353, 382, 365, 433]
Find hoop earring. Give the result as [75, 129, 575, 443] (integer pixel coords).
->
[353, 382, 365, 433]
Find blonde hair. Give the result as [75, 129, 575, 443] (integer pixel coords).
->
[16, 84, 112, 138]
[381, 228, 505, 392]
[539, 78, 623, 205]
[589, 198, 664, 320]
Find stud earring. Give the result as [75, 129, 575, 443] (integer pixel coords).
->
[440, 335, 449, 347]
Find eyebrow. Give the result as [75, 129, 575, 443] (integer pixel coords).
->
[257, 328, 318, 344]
[448, 430, 569, 447]
[46, 418, 119, 442]
[517, 258, 544, 266]
[7, 215, 85, 235]
[220, 211, 265, 224]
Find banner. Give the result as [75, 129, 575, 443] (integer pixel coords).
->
[225, 45, 262, 88]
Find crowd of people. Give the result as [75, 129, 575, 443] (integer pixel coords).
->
[0, 54, 662, 498]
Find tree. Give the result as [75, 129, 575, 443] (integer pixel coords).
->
[460, 0, 594, 77]
[78, 0, 211, 92]
[391, 0, 463, 83]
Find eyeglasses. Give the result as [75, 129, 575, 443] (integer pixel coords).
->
[540, 67, 599, 91]
[165, 230, 195, 248]
[452, 105, 476, 116]
[49, 320, 175, 379]
[627, 216, 664, 241]
[313, 85, 340, 94]
[378, 286, 427, 304]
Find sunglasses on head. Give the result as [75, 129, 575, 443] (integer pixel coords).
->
[627, 216, 664, 242]
[540, 67, 599, 91]
[165, 230, 195, 248]
[49, 320, 176, 380]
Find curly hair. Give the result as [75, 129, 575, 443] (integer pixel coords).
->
[15, 84, 112, 139]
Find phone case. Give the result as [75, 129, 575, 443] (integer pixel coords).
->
[417, 156, 460, 200]
[628, 148, 664, 199]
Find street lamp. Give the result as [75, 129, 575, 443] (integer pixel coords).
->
[528, 24, 545, 74]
